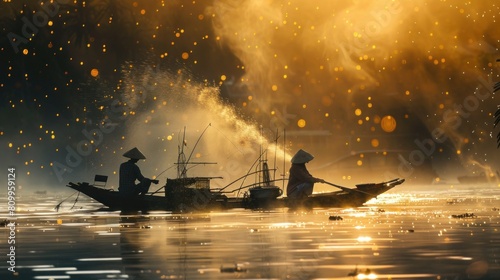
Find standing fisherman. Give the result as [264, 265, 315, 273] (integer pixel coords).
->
[119, 147, 158, 196]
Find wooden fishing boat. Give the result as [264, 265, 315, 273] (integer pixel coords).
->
[65, 127, 404, 212]
[66, 177, 405, 212]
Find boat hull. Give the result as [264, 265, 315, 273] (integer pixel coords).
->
[66, 178, 404, 212]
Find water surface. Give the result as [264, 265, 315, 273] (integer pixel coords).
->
[1, 187, 500, 279]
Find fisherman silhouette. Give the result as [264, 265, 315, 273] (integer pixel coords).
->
[286, 149, 325, 200]
[119, 147, 159, 196]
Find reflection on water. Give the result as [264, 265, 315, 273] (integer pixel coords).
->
[1, 189, 500, 279]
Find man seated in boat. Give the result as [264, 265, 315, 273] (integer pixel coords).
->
[287, 149, 325, 200]
[119, 147, 159, 196]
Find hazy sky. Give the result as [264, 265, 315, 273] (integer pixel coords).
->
[1, 0, 499, 192]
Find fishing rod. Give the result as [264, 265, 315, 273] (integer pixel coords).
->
[147, 159, 178, 196]
[150, 124, 212, 195]
[154, 165, 176, 180]
[272, 129, 279, 188]
[181, 123, 211, 177]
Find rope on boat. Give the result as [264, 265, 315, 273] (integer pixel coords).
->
[218, 169, 275, 193]
[235, 148, 268, 197]
[180, 123, 211, 178]
[70, 192, 81, 209]
[54, 191, 79, 212]
[224, 178, 287, 194]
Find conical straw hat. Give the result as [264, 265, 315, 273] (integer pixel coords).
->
[291, 149, 314, 164]
[123, 147, 146, 159]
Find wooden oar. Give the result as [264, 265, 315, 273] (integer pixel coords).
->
[323, 181, 373, 196]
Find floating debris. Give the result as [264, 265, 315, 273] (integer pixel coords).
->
[451, 213, 475, 219]
[347, 265, 358, 277]
[347, 266, 375, 278]
[1, 220, 13, 227]
[447, 198, 465, 205]
[329, 215, 343, 221]
[220, 264, 247, 273]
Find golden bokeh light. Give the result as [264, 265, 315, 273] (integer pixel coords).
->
[371, 138, 380, 148]
[381, 115, 396, 133]
[90, 68, 99, 77]
[297, 119, 306, 128]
